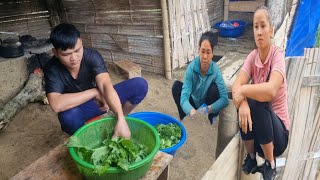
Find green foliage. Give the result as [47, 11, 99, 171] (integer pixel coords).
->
[155, 123, 182, 149]
[67, 136, 149, 175]
[316, 24, 320, 48]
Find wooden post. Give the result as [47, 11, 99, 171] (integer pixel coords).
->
[216, 92, 238, 158]
[202, 134, 241, 180]
[161, 0, 172, 79]
[224, 0, 229, 21]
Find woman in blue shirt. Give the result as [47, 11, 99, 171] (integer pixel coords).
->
[172, 31, 228, 124]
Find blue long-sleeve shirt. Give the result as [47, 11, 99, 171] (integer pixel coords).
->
[180, 57, 229, 115]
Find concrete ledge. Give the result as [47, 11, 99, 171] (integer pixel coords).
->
[0, 44, 52, 107]
[0, 56, 30, 107]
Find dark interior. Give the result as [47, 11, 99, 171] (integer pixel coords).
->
[212, 55, 223, 62]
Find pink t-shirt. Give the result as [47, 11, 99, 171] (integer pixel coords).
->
[242, 45, 290, 130]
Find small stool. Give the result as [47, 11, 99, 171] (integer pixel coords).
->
[114, 60, 142, 79]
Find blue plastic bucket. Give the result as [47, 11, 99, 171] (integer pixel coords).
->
[129, 112, 187, 156]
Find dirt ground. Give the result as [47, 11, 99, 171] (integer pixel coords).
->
[0, 67, 217, 180]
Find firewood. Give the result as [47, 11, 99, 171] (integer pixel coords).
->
[0, 68, 46, 130]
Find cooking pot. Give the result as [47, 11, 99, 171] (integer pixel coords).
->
[0, 32, 24, 58]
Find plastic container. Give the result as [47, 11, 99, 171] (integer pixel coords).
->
[68, 117, 160, 180]
[129, 112, 187, 156]
[213, 20, 247, 38]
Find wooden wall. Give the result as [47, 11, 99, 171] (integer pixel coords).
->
[206, 0, 224, 27]
[53, 0, 211, 73]
[0, 0, 212, 74]
[282, 48, 320, 180]
[0, 0, 51, 39]
[55, 0, 165, 74]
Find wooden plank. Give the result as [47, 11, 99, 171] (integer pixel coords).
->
[91, 34, 163, 56]
[94, 10, 162, 25]
[216, 52, 246, 91]
[90, 33, 124, 51]
[65, 11, 95, 24]
[285, 57, 306, 125]
[186, 0, 195, 61]
[180, 0, 188, 63]
[228, 1, 265, 12]
[99, 49, 164, 74]
[140, 153, 173, 180]
[300, 48, 318, 179]
[63, 0, 131, 11]
[10, 144, 83, 180]
[202, 0, 210, 30]
[127, 36, 163, 56]
[175, 0, 183, 68]
[202, 133, 240, 180]
[301, 48, 320, 179]
[282, 48, 320, 180]
[168, 0, 177, 69]
[191, 0, 198, 59]
[114, 60, 142, 79]
[11, 143, 173, 180]
[302, 75, 320, 86]
[99, 49, 164, 67]
[85, 24, 163, 36]
[197, 0, 204, 34]
[201, 0, 210, 32]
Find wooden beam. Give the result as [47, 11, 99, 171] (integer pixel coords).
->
[228, 1, 264, 12]
[202, 133, 240, 180]
[11, 143, 173, 180]
[302, 75, 320, 87]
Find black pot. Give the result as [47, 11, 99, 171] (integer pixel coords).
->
[0, 38, 24, 58]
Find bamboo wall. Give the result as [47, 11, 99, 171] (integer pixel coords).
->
[169, 0, 211, 69]
[0, 0, 51, 39]
[282, 48, 320, 180]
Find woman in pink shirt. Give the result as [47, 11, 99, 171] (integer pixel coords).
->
[232, 6, 290, 180]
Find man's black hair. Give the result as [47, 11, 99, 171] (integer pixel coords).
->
[50, 23, 80, 51]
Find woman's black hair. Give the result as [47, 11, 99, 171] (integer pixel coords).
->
[50, 23, 80, 51]
[199, 31, 216, 52]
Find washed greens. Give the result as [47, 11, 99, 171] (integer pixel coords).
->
[67, 136, 149, 175]
[155, 123, 182, 149]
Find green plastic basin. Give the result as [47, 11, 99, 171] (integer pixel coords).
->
[68, 117, 160, 180]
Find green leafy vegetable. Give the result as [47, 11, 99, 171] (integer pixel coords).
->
[67, 136, 149, 175]
[155, 123, 182, 149]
